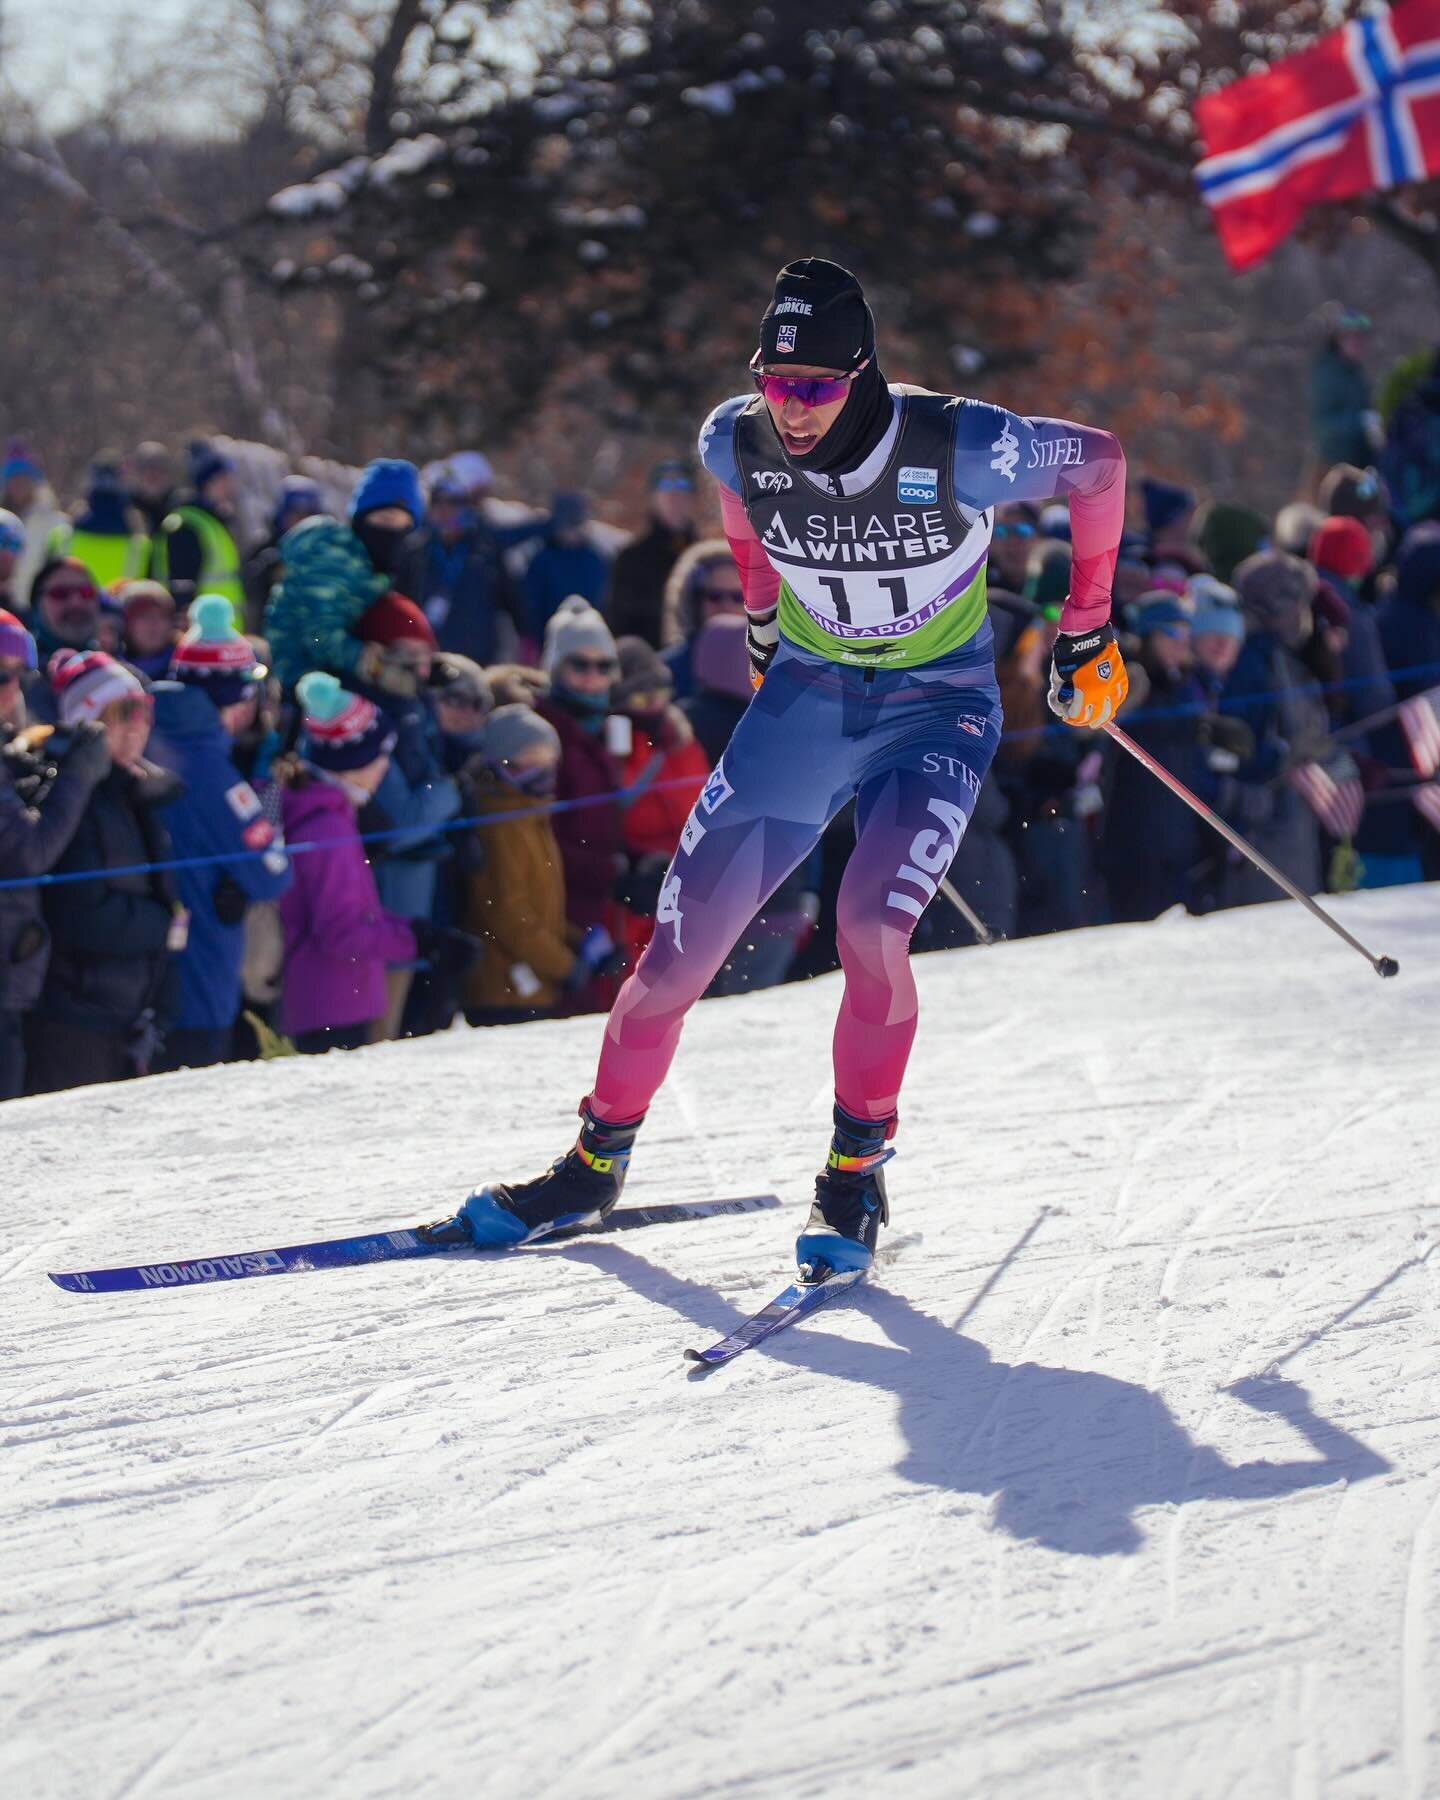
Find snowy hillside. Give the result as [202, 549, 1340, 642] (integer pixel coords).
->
[5, 887, 1439, 1800]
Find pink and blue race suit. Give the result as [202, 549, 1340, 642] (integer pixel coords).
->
[587, 385, 1125, 1125]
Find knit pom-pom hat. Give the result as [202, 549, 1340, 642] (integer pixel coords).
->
[297, 670, 396, 771]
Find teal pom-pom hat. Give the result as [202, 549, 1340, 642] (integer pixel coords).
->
[296, 671, 396, 772]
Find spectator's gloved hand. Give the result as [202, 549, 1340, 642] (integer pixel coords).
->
[356, 642, 420, 699]
[613, 852, 669, 916]
[212, 873, 249, 927]
[565, 924, 627, 991]
[1282, 728, 1333, 773]
[411, 919, 483, 979]
[1198, 713, 1256, 774]
[1046, 625, 1128, 728]
[747, 604, 778, 690]
[56, 719, 112, 788]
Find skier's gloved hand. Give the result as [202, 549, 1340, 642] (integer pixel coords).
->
[747, 604, 778, 690]
[411, 919, 483, 978]
[1047, 625, 1128, 728]
[613, 852, 668, 916]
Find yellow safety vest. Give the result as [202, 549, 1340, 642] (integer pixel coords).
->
[48, 524, 150, 590]
[152, 505, 245, 628]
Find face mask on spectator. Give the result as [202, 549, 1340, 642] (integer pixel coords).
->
[353, 513, 412, 577]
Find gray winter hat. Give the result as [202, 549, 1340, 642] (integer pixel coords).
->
[541, 595, 617, 675]
[483, 703, 560, 764]
[1233, 549, 1316, 632]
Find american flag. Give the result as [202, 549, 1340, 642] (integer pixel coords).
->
[1289, 756, 1366, 839]
[1413, 782, 1440, 833]
[1397, 685, 1440, 777]
[1195, 0, 1440, 271]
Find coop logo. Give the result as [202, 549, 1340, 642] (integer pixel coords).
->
[897, 466, 938, 505]
[775, 324, 798, 354]
[773, 297, 813, 317]
[885, 795, 970, 921]
[751, 470, 793, 492]
[657, 873, 685, 951]
[990, 421, 1019, 483]
[700, 763, 734, 814]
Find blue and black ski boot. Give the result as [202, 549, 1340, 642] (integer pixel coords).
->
[419, 1102, 644, 1249]
[794, 1105, 895, 1278]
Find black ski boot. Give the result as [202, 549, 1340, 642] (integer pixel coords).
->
[794, 1105, 895, 1278]
[419, 1103, 644, 1248]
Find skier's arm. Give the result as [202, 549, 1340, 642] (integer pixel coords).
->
[699, 396, 781, 682]
[952, 403, 1126, 636]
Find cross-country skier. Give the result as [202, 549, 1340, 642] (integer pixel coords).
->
[426, 258, 1128, 1275]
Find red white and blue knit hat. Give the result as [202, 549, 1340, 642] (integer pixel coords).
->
[48, 649, 148, 724]
[297, 671, 396, 772]
[169, 594, 264, 706]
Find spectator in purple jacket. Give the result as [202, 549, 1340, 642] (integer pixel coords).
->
[276, 674, 416, 1054]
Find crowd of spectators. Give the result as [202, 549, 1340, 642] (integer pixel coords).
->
[2, 320, 1439, 1101]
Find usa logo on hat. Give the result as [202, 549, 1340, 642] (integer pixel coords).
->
[775, 324, 797, 354]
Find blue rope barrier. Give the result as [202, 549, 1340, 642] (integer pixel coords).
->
[3, 657, 1439, 894]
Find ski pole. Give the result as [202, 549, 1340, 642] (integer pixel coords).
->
[1102, 723, 1399, 979]
[938, 876, 995, 946]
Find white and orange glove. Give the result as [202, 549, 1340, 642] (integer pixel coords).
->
[1047, 625, 1128, 728]
[747, 604, 779, 690]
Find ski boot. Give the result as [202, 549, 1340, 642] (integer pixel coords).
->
[794, 1105, 896, 1279]
[419, 1102, 644, 1249]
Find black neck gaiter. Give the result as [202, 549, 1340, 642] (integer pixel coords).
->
[782, 359, 892, 479]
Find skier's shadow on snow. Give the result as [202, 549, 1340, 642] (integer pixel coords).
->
[560, 1243, 1391, 1558]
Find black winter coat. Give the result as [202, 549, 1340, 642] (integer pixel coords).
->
[35, 761, 181, 1038]
[0, 725, 102, 1012]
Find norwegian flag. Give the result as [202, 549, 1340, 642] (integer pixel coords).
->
[1289, 756, 1366, 839]
[1396, 685, 1440, 776]
[1195, 0, 1440, 271]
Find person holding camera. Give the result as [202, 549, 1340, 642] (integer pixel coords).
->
[0, 612, 112, 1098]
[24, 650, 181, 1093]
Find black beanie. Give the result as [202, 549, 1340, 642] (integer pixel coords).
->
[758, 259, 874, 371]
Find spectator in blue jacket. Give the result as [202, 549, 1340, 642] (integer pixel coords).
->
[147, 596, 292, 1070]
[396, 470, 525, 667]
[521, 492, 611, 647]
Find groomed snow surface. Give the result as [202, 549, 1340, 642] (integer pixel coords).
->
[5, 886, 1440, 1800]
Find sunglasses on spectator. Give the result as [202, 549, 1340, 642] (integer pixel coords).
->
[0, 666, 23, 688]
[749, 353, 870, 409]
[698, 586, 744, 604]
[566, 655, 617, 675]
[992, 522, 1035, 541]
[43, 583, 99, 604]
